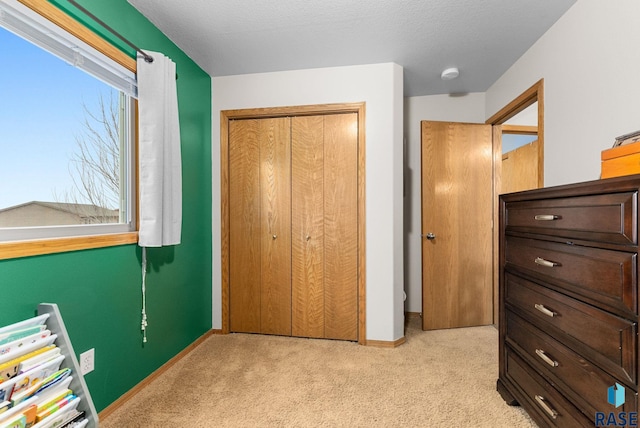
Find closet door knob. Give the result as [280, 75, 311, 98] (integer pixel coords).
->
[306, 235, 311, 241]
[272, 234, 277, 240]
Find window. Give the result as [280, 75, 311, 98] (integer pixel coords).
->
[0, 0, 138, 256]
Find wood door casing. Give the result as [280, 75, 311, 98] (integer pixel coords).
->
[421, 121, 494, 330]
[291, 115, 326, 338]
[229, 117, 292, 335]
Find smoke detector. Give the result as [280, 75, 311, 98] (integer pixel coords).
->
[441, 67, 459, 80]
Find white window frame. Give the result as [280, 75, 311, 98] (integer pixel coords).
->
[0, 0, 139, 258]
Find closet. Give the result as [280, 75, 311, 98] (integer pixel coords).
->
[227, 111, 359, 341]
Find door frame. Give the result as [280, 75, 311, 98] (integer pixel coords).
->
[486, 79, 544, 324]
[220, 102, 367, 344]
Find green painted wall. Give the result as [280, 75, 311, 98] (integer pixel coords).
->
[0, 0, 212, 412]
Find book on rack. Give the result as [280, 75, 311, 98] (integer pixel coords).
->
[14, 368, 70, 408]
[10, 357, 67, 406]
[0, 346, 58, 384]
[0, 316, 49, 338]
[0, 331, 53, 361]
[17, 349, 62, 376]
[30, 396, 81, 428]
[0, 312, 91, 428]
[0, 413, 26, 428]
[35, 387, 72, 417]
[0, 337, 57, 368]
[33, 376, 72, 408]
[34, 393, 76, 422]
[0, 395, 39, 428]
[0, 326, 47, 347]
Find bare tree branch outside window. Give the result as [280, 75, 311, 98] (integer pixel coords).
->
[55, 91, 122, 224]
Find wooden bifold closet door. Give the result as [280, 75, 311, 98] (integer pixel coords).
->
[229, 113, 358, 341]
[229, 117, 291, 336]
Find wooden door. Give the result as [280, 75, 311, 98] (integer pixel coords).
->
[229, 117, 291, 335]
[323, 113, 358, 340]
[421, 121, 493, 330]
[501, 140, 539, 194]
[291, 115, 325, 338]
[291, 113, 358, 340]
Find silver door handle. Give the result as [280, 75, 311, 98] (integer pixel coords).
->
[422, 233, 436, 240]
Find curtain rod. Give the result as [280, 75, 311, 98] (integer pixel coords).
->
[66, 0, 154, 63]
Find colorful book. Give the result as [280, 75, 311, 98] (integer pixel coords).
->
[9, 356, 65, 405]
[0, 337, 57, 367]
[30, 396, 80, 428]
[34, 389, 72, 417]
[34, 394, 75, 423]
[0, 396, 39, 427]
[17, 349, 61, 376]
[0, 356, 64, 403]
[0, 414, 26, 428]
[0, 346, 57, 385]
[0, 327, 47, 347]
[0, 380, 15, 403]
[0, 332, 52, 358]
[0, 316, 49, 338]
[69, 414, 89, 428]
[31, 369, 71, 399]
[21, 404, 37, 428]
[31, 378, 72, 412]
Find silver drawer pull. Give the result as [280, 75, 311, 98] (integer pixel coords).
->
[535, 349, 559, 367]
[535, 257, 558, 267]
[534, 214, 559, 221]
[534, 303, 557, 318]
[535, 395, 558, 419]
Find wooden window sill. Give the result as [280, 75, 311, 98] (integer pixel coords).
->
[0, 232, 138, 260]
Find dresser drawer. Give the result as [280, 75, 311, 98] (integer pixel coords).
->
[506, 309, 638, 413]
[505, 273, 637, 383]
[505, 236, 637, 315]
[505, 192, 637, 245]
[505, 348, 592, 427]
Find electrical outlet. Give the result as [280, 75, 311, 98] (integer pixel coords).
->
[79, 348, 95, 375]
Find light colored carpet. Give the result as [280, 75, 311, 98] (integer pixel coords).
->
[101, 317, 536, 427]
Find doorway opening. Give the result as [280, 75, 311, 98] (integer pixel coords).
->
[486, 79, 544, 322]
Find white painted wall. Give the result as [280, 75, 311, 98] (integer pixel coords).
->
[212, 63, 405, 341]
[505, 103, 537, 126]
[403, 93, 485, 312]
[486, 0, 640, 187]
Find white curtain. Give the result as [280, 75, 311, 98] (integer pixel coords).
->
[137, 50, 182, 247]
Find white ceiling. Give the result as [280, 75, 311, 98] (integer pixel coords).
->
[127, 0, 576, 97]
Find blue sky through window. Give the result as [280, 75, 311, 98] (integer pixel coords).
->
[0, 25, 117, 210]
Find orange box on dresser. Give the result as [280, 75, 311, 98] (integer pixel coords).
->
[601, 140, 640, 178]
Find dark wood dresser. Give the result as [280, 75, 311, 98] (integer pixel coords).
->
[498, 175, 640, 427]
